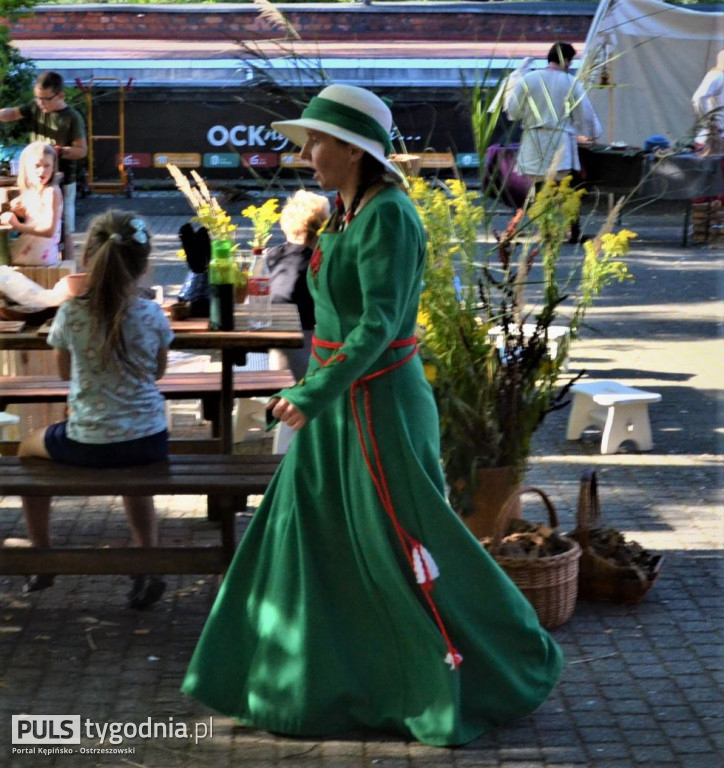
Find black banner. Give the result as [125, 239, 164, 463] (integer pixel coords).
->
[86, 87, 504, 183]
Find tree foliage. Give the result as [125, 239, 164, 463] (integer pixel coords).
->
[0, 0, 37, 143]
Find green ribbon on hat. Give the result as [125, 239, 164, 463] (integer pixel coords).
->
[302, 96, 393, 155]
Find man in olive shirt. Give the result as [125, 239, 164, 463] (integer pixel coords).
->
[0, 70, 87, 260]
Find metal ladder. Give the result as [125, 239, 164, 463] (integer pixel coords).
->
[78, 76, 134, 197]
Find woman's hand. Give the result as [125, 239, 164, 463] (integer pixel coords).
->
[268, 397, 307, 431]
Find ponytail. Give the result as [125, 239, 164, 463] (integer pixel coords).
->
[81, 211, 152, 376]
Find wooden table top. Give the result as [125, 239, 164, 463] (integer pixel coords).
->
[0, 304, 304, 352]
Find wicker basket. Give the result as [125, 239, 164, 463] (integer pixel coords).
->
[569, 470, 663, 604]
[691, 200, 724, 245]
[487, 487, 580, 629]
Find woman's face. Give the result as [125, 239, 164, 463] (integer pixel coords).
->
[299, 129, 358, 192]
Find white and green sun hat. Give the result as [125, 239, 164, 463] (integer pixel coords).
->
[272, 84, 403, 182]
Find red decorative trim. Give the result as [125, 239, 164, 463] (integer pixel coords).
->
[309, 245, 323, 279]
[312, 335, 342, 350]
[311, 335, 463, 668]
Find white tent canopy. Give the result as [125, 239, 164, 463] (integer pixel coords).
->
[581, 0, 724, 147]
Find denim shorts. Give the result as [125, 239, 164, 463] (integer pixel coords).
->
[44, 421, 168, 469]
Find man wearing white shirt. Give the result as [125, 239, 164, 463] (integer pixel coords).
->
[504, 42, 601, 241]
[692, 49, 724, 151]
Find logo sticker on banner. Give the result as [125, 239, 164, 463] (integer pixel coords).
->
[204, 153, 240, 168]
[280, 153, 307, 168]
[119, 153, 152, 168]
[241, 153, 278, 169]
[153, 153, 200, 168]
[456, 153, 479, 168]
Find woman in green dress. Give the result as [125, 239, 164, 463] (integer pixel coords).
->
[182, 84, 563, 746]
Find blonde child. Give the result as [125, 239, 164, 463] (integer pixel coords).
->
[1, 141, 63, 266]
[268, 189, 330, 365]
[18, 210, 173, 608]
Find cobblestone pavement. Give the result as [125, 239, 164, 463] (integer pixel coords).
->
[1, 193, 721, 767]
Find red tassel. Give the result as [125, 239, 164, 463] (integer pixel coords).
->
[445, 650, 464, 669]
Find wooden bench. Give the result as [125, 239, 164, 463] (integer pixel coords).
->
[0, 454, 282, 575]
[566, 380, 662, 455]
[0, 369, 295, 437]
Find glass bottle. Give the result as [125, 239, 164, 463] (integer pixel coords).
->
[247, 247, 271, 329]
[208, 239, 236, 331]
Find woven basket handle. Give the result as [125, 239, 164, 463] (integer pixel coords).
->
[491, 486, 559, 550]
[576, 469, 601, 549]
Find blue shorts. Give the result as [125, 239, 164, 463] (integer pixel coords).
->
[44, 421, 168, 469]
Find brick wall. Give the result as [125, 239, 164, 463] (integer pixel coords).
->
[4, 4, 593, 42]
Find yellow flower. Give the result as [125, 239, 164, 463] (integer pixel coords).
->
[417, 296, 431, 329]
[242, 199, 281, 249]
[600, 230, 637, 257]
[412, 173, 637, 486]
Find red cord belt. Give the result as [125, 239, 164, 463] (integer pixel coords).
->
[312, 334, 462, 669]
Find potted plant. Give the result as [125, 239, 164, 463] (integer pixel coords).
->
[411, 174, 635, 536]
[167, 163, 248, 312]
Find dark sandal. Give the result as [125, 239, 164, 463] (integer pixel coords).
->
[23, 574, 56, 593]
[128, 575, 166, 610]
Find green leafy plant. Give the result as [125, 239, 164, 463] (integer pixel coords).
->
[412, 174, 635, 516]
[0, 25, 36, 146]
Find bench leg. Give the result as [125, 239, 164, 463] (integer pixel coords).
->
[207, 494, 247, 523]
[201, 395, 220, 438]
[601, 403, 653, 454]
[209, 494, 242, 566]
[566, 394, 593, 440]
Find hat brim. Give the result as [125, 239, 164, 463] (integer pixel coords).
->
[272, 117, 404, 183]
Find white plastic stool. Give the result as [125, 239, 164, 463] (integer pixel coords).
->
[0, 411, 20, 438]
[165, 399, 205, 431]
[233, 397, 268, 442]
[488, 323, 570, 370]
[566, 380, 662, 455]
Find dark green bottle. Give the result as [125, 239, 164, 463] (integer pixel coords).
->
[208, 239, 236, 331]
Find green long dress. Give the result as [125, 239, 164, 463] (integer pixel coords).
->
[181, 186, 563, 746]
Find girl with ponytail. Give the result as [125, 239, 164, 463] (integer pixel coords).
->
[18, 210, 173, 608]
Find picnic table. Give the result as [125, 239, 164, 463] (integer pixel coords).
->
[0, 303, 304, 575]
[0, 303, 304, 453]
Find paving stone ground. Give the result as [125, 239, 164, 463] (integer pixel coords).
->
[1, 192, 721, 767]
